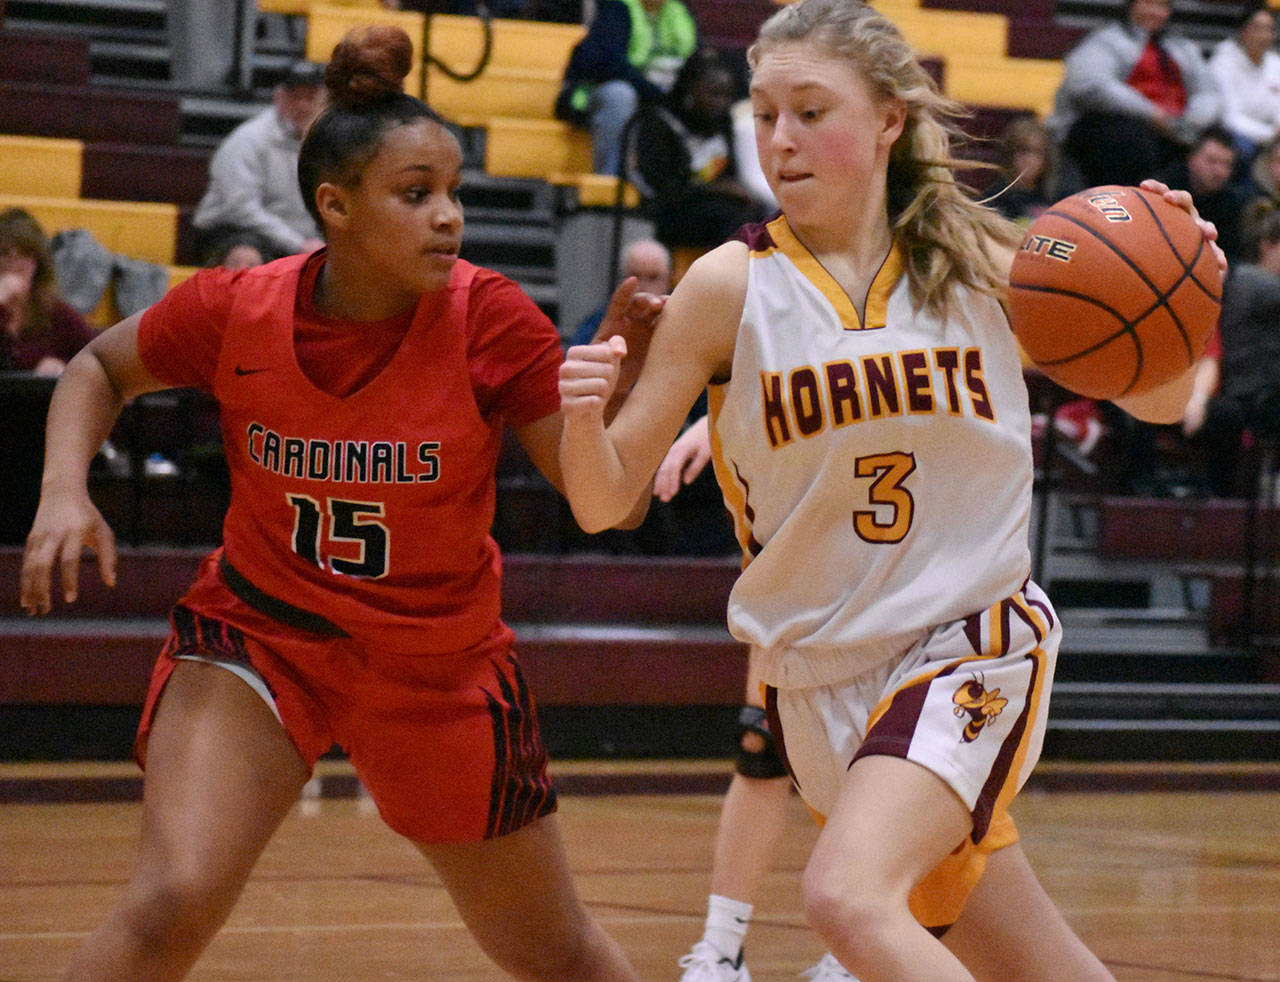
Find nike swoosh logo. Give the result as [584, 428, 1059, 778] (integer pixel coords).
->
[234, 365, 270, 376]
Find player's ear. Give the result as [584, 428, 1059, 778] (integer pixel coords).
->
[315, 183, 349, 230]
[879, 95, 907, 149]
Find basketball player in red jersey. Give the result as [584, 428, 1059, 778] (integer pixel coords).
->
[19, 25, 655, 981]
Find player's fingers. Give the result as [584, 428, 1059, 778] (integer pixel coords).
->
[93, 521, 117, 589]
[18, 540, 55, 615]
[603, 277, 639, 322]
[564, 339, 627, 364]
[57, 537, 84, 605]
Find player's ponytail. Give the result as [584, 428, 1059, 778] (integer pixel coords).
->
[298, 25, 450, 226]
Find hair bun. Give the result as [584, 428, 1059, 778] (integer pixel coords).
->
[326, 24, 414, 105]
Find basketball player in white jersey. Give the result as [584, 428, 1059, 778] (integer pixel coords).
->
[559, 2, 1222, 979]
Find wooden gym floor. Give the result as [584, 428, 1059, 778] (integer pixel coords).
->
[1, 759, 1277, 981]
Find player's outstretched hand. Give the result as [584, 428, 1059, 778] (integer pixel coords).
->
[19, 491, 116, 616]
[1138, 178, 1228, 277]
[589, 276, 666, 422]
[654, 415, 711, 502]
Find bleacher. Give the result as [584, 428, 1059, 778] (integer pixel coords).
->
[1, 0, 1279, 766]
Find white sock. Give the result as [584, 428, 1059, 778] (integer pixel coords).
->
[702, 893, 753, 960]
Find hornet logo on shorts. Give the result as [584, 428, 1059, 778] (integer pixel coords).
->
[952, 674, 1008, 743]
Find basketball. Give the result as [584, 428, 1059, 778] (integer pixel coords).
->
[1007, 185, 1223, 400]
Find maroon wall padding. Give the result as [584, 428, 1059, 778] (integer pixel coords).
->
[0, 31, 91, 86]
[82, 143, 211, 207]
[1098, 498, 1262, 562]
[0, 80, 181, 144]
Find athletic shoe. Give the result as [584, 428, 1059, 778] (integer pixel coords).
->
[801, 952, 858, 981]
[677, 940, 750, 981]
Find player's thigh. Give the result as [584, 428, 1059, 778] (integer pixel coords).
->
[137, 660, 309, 890]
[416, 813, 595, 965]
[943, 841, 1114, 982]
[807, 754, 972, 906]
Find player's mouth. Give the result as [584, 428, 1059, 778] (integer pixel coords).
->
[424, 243, 460, 259]
[776, 170, 811, 184]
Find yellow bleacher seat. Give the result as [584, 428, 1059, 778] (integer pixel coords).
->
[426, 14, 583, 77]
[167, 265, 200, 289]
[944, 55, 1062, 118]
[427, 65, 564, 125]
[547, 171, 640, 210]
[257, 0, 378, 14]
[0, 136, 83, 199]
[483, 117, 591, 179]
[0, 193, 178, 265]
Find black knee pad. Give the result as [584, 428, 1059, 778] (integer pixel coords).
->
[733, 704, 788, 779]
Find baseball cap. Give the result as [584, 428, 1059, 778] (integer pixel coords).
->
[280, 60, 326, 90]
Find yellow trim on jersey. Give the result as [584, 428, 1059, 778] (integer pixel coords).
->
[758, 214, 906, 332]
[707, 384, 754, 568]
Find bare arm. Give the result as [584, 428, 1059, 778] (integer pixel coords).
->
[558, 242, 746, 533]
[20, 314, 172, 613]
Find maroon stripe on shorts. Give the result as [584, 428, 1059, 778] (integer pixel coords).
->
[762, 685, 799, 790]
[970, 651, 1041, 842]
[854, 660, 966, 764]
[484, 654, 556, 839]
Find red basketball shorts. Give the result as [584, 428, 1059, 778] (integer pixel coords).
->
[135, 579, 557, 844]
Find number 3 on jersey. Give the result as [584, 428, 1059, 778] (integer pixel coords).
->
[288, 494, 389, 578]
[853, 452, 916, 544]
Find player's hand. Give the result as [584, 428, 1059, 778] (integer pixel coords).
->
[19, 491, 116, 615]
[1139, 178, 1229, 277]
[654, 416, 711, 502]
[590, 277, 667, 422]
[559, 335, 628, 425]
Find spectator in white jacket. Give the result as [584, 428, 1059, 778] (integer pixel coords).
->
[1048, 0, 1219, 191]
[192, 61, 327, 265]
[1208, 4, 1280, 170]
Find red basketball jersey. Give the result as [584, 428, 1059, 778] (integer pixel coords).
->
[137, 254, 561, 655]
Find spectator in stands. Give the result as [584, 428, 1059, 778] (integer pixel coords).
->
[634, 47, 771, 283]
[981, 115, 1060, 225]
[1208, 4, 1280, 172]
[200, 230, 272, 271]
[1048, 0, 1219, 192]
[555, 0, 698, 175]
[1242, 135, 1280, 248]
[1186, 206, 1280, 498]
[192, 60, 328, 266]
[0, 208, 95, 376]
[1157, 124, 1248, 262]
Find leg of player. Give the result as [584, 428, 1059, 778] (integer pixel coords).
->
[418, 814, 639, 981]
[942, 841, 1114, 981]
[802, 754, 977, 981]
[63, 661, 311, 980]
[680, 649, 794, 979]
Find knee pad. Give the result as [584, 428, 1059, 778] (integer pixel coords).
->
[733, 704, 789, 779]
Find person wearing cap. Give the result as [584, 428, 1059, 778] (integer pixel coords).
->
[192, 61, 328, 265]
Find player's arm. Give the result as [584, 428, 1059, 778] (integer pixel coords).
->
[512, 411, 650, 528]
[559, 242, 745, 533]
[20, 314, 172, 614]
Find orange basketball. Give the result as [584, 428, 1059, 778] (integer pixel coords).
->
[1007, 185, 1223, 400]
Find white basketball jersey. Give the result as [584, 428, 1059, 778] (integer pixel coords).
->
[710, 215, 1035, 687]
